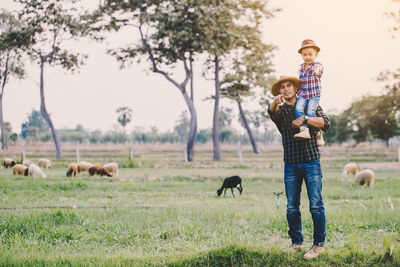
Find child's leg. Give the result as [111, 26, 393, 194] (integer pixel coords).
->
[294, 97, 311, 140]
[306, 95, 320, 118]
[295, 98, 308, 127]
[306, 96, 325, 146]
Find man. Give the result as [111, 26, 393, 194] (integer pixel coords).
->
[268, 76, 330, 260]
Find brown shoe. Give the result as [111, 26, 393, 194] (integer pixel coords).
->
[303, 245, 324, 260]
[294, 126, 311, 140]
[316, 131, 325, 146]
[289, 244, 304, 252]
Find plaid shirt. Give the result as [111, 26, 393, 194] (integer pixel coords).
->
[298, 62, 323, 100]
[268, 103, 330, 164]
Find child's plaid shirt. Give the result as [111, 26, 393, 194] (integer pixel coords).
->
[298, 62, 323, 100]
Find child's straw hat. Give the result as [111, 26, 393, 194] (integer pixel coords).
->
[298, 39, 320, 54]
[271, 76, 301, 96]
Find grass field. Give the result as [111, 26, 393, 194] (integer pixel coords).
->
[0, 143, 400, 266]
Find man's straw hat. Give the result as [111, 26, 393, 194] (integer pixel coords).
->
[271, 76, 301, 96]
[298, 39, 320, 54]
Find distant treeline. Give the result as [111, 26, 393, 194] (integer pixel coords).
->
[8, 110, 280, 145]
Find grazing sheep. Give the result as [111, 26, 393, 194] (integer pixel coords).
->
[66, 163, 78, 177]
[88, 164, 112, 177]
[343, 163, 358, 176]
[355, 169, 375, 188]
[28, 163, 46, 178]
[103, 162, 118, 176]
[12, 164, 29, 176]
[38, 158, 52, 169]
[77, 161, 92, 173]
[217, 175, 243, 198]
[3, 157, 16, 168]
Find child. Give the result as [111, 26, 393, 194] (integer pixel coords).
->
[293, 39, 325, 146]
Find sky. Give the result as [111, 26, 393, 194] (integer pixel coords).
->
[1, 0, 400, 134]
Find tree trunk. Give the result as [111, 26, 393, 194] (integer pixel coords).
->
[138, 25, 198, 161]
[182, 88, 197, 161]
[190, 59, 194, 102]
[39, 57, 62, 159]
[0, 55, 9, 150]
[238, 101, 259, 154]
[212, 54, 221, 160]
[0, 94, 7, 149]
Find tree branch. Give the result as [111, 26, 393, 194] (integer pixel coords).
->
[138, 15, 182, 90]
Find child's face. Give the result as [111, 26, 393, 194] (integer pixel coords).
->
[301, 47, 318, 65]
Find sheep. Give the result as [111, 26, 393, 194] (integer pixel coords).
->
[355, 169, 375, 188]
[3, 157, 16, 168]
[88, 164, 112, 177]
[38, 158, 52, 169]
[28, 163, 47, 178]
[12, 164, 29, 176]
[217, 175, 243, 198]
[343, 163, 358, 176]
[66, 163, 78, 177]
[77, 161, 92, 173]
[23, 159, 33, 166]
[103, 162, 118, 176]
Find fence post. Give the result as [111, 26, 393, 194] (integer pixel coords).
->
[129, 145, 134, 162]
[238, 139, 243, 166]
[76, 147, 80, 163]
[22, 140, 26, 163]
[398, 146, 400, 165]
[184, 149, 188, 163]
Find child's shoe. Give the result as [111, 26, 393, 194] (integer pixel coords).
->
[316, 130, 325, 146]
[294, 126, 311, 140]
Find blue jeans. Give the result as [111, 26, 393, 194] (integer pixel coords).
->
[295, 96, 320, 127]
[284, 159, 326, 246]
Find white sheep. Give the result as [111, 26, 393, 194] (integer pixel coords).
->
[355, 169, 375, 188]
[28, 163, 47, 178]
[103, 162, 118, 176]
[77, 161, 92, 174]
[12, 164, 28, 176]
[3, 157, 16, 168]
[343, 163, 358, 176]
[38, 158, 52, 169]
[23, 159, 33, 166]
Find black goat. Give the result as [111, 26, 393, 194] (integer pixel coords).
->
[217, 175, 243, 198]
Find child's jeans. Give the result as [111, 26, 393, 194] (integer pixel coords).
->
[295, 95, 320, 128]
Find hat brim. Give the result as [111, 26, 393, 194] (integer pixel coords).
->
[271, 77, 301, 96]
[298, 45, 320, 54]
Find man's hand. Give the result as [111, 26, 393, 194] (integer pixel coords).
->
[270, 94, 285, 112]
[274, 94, 285, 105]
[292, 116, 305, 129]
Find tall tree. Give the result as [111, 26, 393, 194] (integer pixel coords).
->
[202, 0, 278, 160]
[221, 82, 259, 153]
[93, 0, 208, 161]
[0, 10, 31, 149]
[17, 0, 88, 159]
[219, 27, 276, 154]
[116, 106, 133, 132]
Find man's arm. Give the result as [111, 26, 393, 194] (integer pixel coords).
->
[268, 95, 284, 133]
[291, 106, 330, 131]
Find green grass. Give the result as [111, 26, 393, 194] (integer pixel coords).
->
[0, 146, 400, 266]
